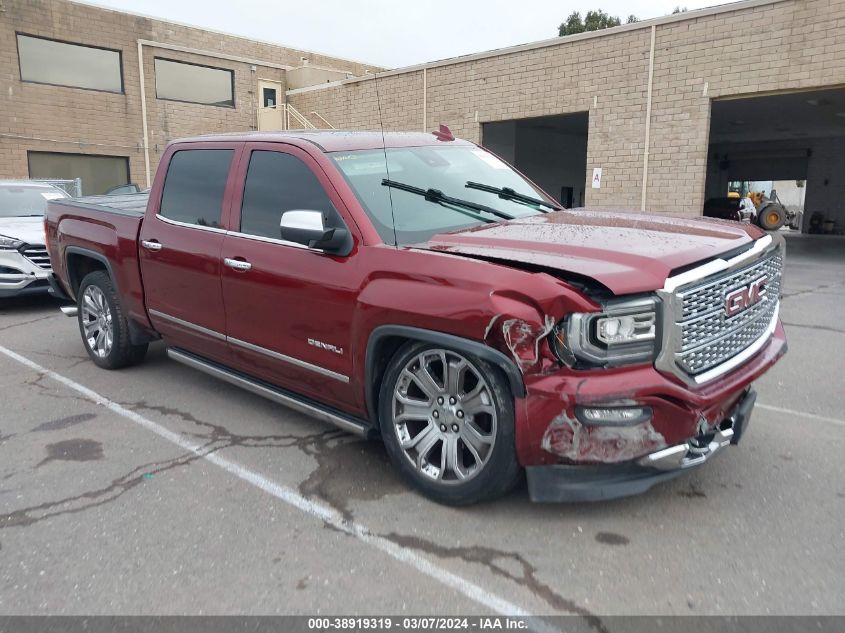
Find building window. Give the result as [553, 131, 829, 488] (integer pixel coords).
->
[16, 34, 123, 93]
[159, 150, 234, 227]
[154, 58, 235, 107]
[27, 152, 130, 197]
[262, 87, 276, 108]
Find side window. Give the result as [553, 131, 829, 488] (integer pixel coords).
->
[240, 151, 337, 240]
[159, 149, 234, 228]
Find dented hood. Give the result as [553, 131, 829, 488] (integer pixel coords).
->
[422, 209, 764, 294]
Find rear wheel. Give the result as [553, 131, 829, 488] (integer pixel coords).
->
[378, 342, 521, 505]
[77, 271, 148, 369]
[757, 204, 786, 230]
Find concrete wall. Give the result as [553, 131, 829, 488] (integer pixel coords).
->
[288, 0, 845, 216]
[805, 137, 845, 229]
[0, 0, 374, 188]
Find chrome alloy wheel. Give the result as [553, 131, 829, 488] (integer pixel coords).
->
[392, 349, 497, 484]
[81, 285, 113, 358]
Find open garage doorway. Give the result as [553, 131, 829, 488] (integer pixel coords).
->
[705, 87, 845, 234]
[482, 112, 588, 208]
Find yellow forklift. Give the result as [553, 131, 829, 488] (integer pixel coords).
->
[727, 183, 793, 231]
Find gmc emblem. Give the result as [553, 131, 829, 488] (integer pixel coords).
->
[725, 275, 768, 317]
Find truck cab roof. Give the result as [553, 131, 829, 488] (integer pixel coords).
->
[169, 130, 473, 153]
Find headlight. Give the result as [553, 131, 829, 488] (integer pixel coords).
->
[595, 313, 655, 345]
[0, 235, 25, 250]
[551, 296, 659, 367]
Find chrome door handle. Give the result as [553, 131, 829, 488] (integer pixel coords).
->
[141, 240, 163, 251]
[224, 258, 252, 272]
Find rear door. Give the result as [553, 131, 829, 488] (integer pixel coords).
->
[220, 143, 361, 411]
[139, 143, 242, 363]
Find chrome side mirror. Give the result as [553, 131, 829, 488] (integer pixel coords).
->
[280, 210, 349, 253]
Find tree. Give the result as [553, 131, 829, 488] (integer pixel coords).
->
[584, 10, 621, 30]
[672, 6, 688, 13]
[626, 15, 639, 23]
[559, 9, 630, 36]
[559, 11, 585, 35]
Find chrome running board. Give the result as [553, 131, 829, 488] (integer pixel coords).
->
[166, 347, 370, 438]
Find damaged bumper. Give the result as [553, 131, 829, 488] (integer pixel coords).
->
[526, 387, 757, 502]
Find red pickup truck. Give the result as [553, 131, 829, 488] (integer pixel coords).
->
[45, 131, 786, 505]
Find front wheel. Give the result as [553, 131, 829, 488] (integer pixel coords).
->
[77, 270, 148, 370]
[378, 342, 521, 505]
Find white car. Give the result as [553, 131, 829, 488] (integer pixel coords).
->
[0, 181, 70, 298]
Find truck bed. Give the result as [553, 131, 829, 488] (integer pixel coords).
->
[52, 192, 150, 217]
[46, 192, 151, 329]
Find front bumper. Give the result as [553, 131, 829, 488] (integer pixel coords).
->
[0, 249, 51, 298]
[526, 387, 757, 502]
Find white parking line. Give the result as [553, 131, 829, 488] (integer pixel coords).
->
[757, 403, 845, 428]
[0, 344, 533, 618]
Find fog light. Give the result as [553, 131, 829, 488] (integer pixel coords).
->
[576, 405, 652, 426]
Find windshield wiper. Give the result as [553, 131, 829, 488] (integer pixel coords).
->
[381, 179, 515, 221]
[465, 181, 559, 211]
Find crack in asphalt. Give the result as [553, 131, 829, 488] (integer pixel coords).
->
[15, 349, 88, 362]
[1, 401, 343, 530]
[4, 382, 592, 619]
[781, 321, 845, 335]
[15, 349, 92, 370]
[24, 371, 89, 403]
[382, 532, 608, 631]
[298, 435, 369, 523]
[0, 447, 209, 529]
[122, 400, 347, 450]
[297, 437, 406, 524]
[121, 401, 403, 524]
[781, 280, 845, 299]
[0, 314, 60, 332]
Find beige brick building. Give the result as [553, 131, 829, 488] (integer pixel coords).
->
[287, 0, 845, 228]
[2, 0, 844, 229]
[1, 0, 373, 194]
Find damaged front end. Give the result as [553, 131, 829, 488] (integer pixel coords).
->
[540, 406, 666, 463]
[525, 387, 757, 502]
[477, 275, 784, 503]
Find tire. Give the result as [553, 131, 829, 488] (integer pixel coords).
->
[757, 204, 786, 231]
[77, 270, 148, 370]
[378, 342, 521, 505]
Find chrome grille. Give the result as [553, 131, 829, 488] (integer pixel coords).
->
[674, 249, 782, 376]
[23, 246, 51, 270]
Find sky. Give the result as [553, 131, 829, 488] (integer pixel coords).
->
[83, 0, 724, 69]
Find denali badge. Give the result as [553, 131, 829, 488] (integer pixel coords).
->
[725, 275, 768, 317]
[308, 338, 344, 355]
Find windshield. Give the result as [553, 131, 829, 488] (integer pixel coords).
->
[331, 145, 551, 245]
[0, 185, 66, 218]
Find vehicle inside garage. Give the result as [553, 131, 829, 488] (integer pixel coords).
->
[481, 112, 588, 208]
[705, 87, 845, 234]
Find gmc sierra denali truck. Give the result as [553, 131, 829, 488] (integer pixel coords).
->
[45, 131, 786, 505]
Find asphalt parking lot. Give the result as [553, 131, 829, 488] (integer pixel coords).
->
[0, 233, 843, 618]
